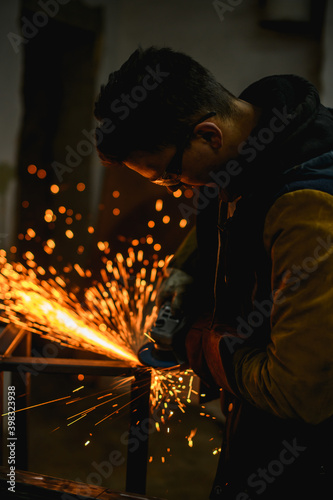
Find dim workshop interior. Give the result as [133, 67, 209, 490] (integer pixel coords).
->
[0, 1, 332, 499]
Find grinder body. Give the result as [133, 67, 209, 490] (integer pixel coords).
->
[138, 302, 193, 368]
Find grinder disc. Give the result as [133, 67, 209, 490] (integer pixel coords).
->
[138, 342, 180, 368]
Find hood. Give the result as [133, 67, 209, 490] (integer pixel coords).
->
[225, 75, 333, 199]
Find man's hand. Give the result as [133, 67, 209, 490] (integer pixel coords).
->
[156, 267, 195, 315]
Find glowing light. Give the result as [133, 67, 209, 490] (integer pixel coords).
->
[112, 191, 120, 198]
[27, 164, 37, 174]
[155, 199, 163, 211]
[154, 244, 161, 251]
[184, 189, 193, 199]
[46, 239, 55, 249]
[113, 208, 120, 216]
[65, 217, 73, 225]
[58, 206, 66, 214]
[88, 226, 94, 234]
[162, 215, 170, 224]
[0, 247, 196, 431]
[0, 265, 137, 363]
[179, 219, 187, 228]
[173, 189, 182, 198]
[187, 428, 197, 448]
[27, 228, 36, 238]
[65, 230, 74, 239]
[148, 220, 155, 228]
[77, 183, 85, 192]
[37, 169, 47, 179]
[44, 210, 54, 223]
[74, 263, 85, 277]
[51, 185, 60, 194]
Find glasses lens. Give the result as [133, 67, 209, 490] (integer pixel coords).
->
[152, 173, 181, 187]
[152, 111, 217, 189]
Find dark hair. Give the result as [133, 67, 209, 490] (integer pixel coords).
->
[94, 46, 237, 166]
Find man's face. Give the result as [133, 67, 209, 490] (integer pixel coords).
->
[124, 121, 224, 188]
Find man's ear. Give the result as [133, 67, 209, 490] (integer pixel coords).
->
[193, 122, 222, 149]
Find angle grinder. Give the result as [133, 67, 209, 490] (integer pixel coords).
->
[138, 302, 193, 368]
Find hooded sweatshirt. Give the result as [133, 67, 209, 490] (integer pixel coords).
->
[170, 75, 333, 499]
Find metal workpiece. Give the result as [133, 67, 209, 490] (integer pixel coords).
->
[0, 323, 154, 496]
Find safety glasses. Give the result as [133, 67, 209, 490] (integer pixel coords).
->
[151, 111, 216, 191]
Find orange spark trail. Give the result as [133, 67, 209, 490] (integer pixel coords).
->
[0, 248, 196, 423]
[14, 289, 138, 363]
[0, 249, 161, 364]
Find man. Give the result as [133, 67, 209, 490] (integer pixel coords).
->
[94, 47, 333, 499]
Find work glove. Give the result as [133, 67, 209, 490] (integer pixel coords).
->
[156, 267, 195, 316]
[185, 317, 238, 394]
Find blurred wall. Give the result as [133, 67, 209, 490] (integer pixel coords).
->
[0, 0, 22, 250]
[322, 0, 333, 105]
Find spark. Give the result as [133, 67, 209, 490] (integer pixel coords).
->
[187, 428, 197, 448]
[187, 375, 194, 403]
[0, 245, 197, 434]
[67, 414, 87, 426]
[2, 396, 71, 416]
[0, 248, 162, 364]
[155, 199, 163, 212]
[73, 386, 84, 393]
[1, 169, 217, 466]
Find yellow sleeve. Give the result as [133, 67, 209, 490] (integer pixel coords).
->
[167, 226, 199, 276]
[233, 189, 333, 423]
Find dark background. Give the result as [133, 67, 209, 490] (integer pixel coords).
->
[0, 1, 332, 499]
